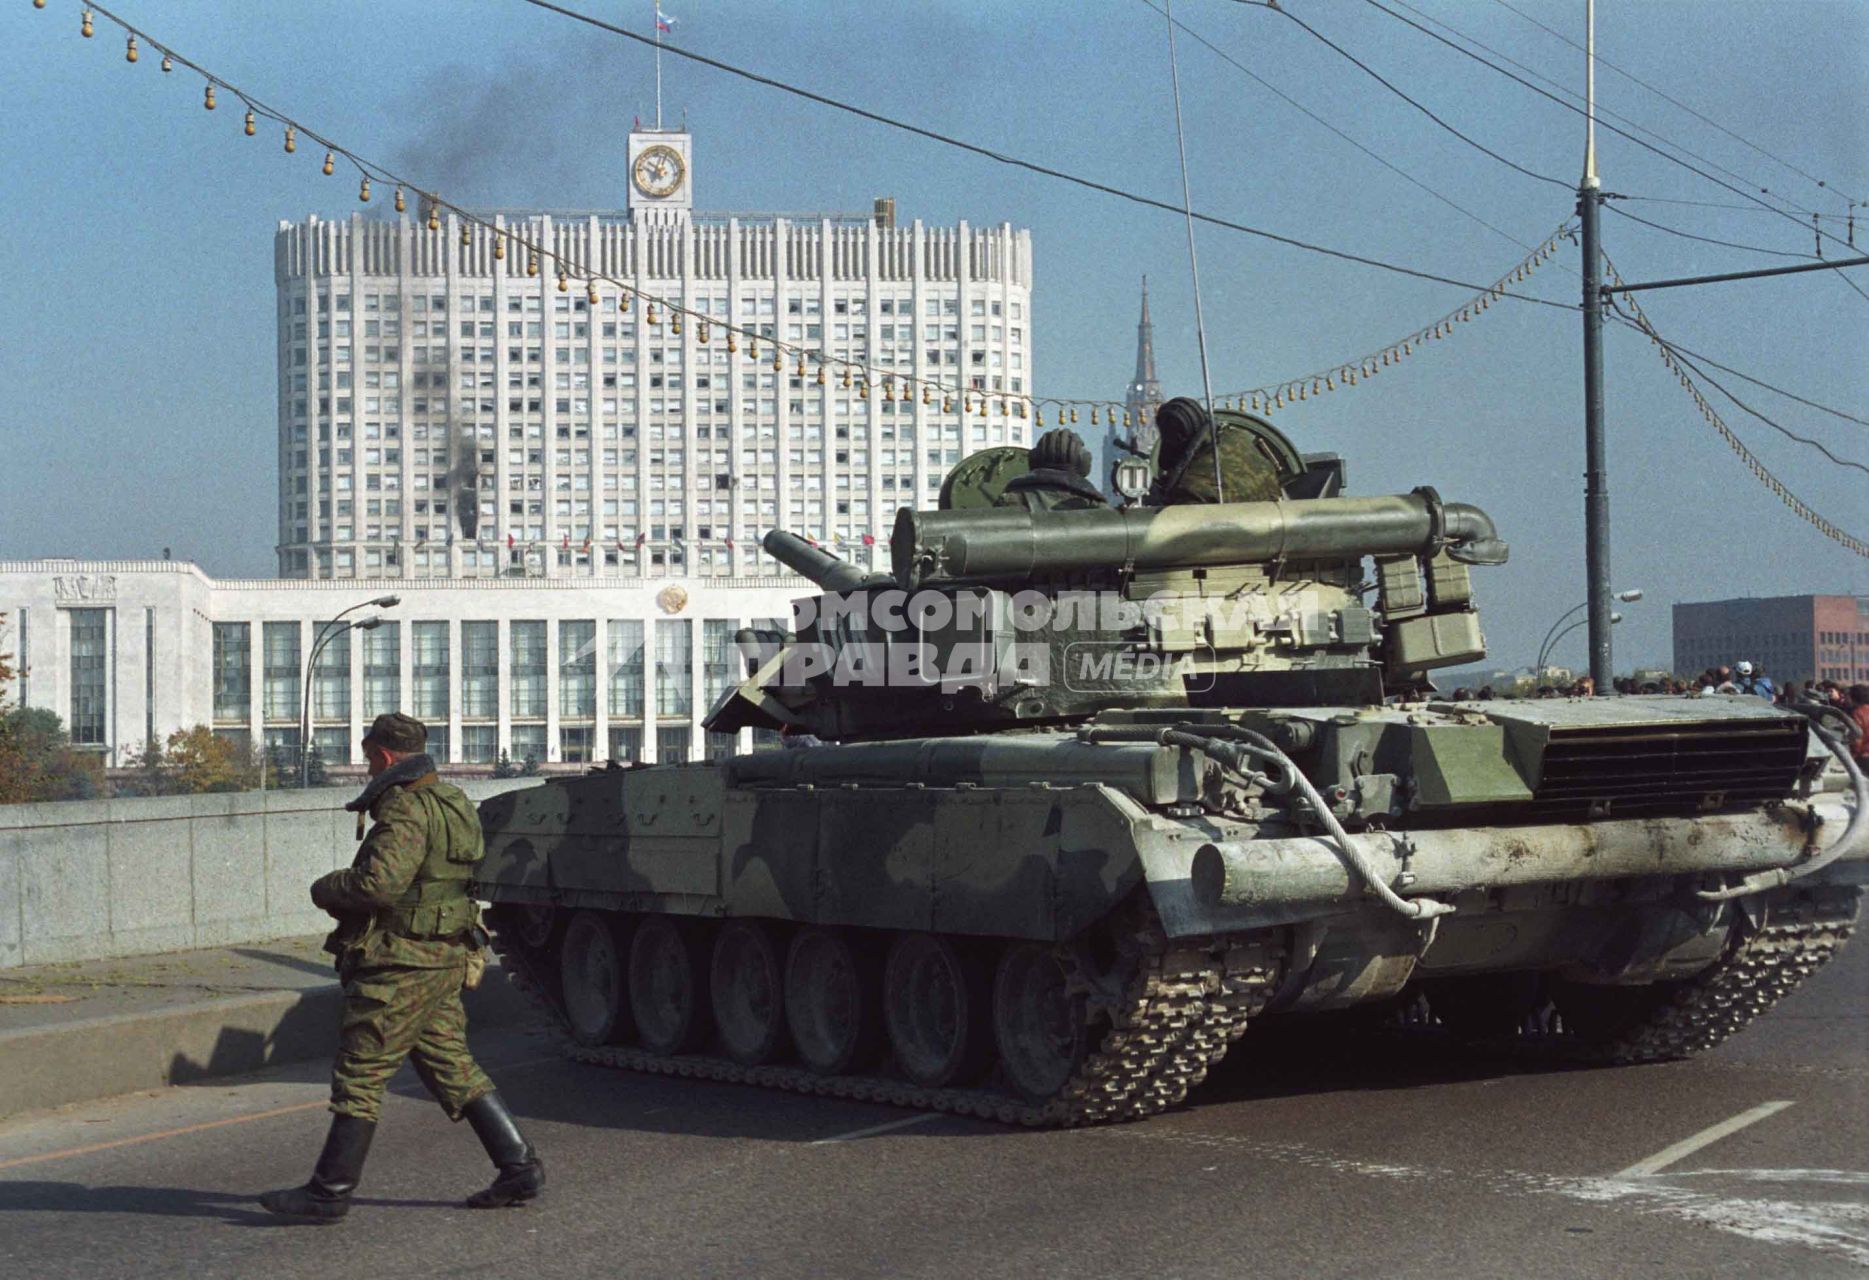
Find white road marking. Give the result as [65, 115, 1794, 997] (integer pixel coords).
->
[810, 1113, 941, 1145]
[1614, 1101, 1796, 1179]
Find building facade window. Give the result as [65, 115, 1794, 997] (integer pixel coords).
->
[263, 622, 300, 721]
[68, 608, 109, 746]
[312, 628, 350, 721]
[313, 725, 349, 767]
[560, 725, 593, 763]
[510, 723, 546, 766]
[510, 621, 547, 720]
[608, 620, 645, 717]
[657, 724, 691, 763]
[461, 621, 498, 719]
[559, 620, 596, 720]
[212, 622, 251, 724]
[655, 619, 692, 718]
[362, 621, 400, 717]
[608, 724, 642, 762]
[412, 621, 449, 720]
[462, 723, 497, 764]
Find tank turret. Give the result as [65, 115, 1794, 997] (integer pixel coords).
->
[708, 411, 1508, 741]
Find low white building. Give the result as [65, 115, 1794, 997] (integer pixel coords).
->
[0, 560, 806, 770]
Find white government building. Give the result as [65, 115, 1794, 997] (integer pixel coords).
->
[1, 127, 1035, 771]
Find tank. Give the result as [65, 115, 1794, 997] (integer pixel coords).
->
[474, 405, 1867, 1126]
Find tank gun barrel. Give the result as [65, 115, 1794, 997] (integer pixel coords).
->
[763, 529, 889, 593]
[891, 489, 1506, 588]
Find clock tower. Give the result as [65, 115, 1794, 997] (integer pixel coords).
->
[627, 129, 693, 224]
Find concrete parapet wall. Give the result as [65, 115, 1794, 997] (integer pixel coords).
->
[0, 780, 543, 969]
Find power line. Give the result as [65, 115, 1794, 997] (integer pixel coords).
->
[1606, 331, 1869, 431]
[1604, 204, 1816, 262]
[1312, 0, 1865, 259]
[1664, 344, 1869, 477]
[1233, 1, 1571, 190]
[1136, 0, 1535, 251]
[1387, 0, 1839, 225]
[1487, 0, 1863, 208]
[509, 0, 1579, 308]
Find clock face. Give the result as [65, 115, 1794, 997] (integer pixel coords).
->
[633, 144, 685, 199]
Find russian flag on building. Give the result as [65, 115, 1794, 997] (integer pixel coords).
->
[655, 6, 677, 32]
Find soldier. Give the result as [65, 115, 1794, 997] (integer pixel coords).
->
[999, 428, 1109, 511]
[260, 712, 545, 1221]
[1149, 396, 1291, 505]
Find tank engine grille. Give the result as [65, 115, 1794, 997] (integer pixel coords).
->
[1531, 718, 1806, 816]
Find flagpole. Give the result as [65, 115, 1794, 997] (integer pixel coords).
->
[654, 0, 662, 129]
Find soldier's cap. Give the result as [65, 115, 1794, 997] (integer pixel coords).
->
[1153, 397, 1211, 456]
[361, 712, 427, 753]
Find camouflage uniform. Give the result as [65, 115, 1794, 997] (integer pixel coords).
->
[311, 768, 493, 1124]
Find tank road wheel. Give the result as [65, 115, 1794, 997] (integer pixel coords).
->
[786, 927, 881, 1075]
[629, 917, 712, 1056]
[710, 921, 789, 1066]
[883, 933, 989, 1089]
[992, 944, 1089, 1102]
[559, 911, 629, 1046]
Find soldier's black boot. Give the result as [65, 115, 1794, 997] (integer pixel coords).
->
[462, 1091, 545, 1208]
[259, 1113, 376, 1221]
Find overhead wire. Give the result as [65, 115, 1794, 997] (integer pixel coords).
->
[1223, 0, 1572, 191]
[510, 0, 1577, 308]
[1662, 346, 1869, 478]
[1136, 0, 1535, 252]
[1274, 0, 1868, 261]
[1386, 0, 1841, 226]
[1603, 262, 1869, 557]
[1487, 0, 1864, 208]
[1603, 204, 1817, 261]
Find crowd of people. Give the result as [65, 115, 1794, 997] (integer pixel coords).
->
[1442, 660, 1869, 761]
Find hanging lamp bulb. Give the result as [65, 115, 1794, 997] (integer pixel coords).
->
[748, 338, 759, 361]
[81, 9, 93, 38]
[1035, 406, 1045, 426]
[203, 82, 216, 110]
[839, 366, 850, 389]
[160, 53, 172, 72]
[321, 151, 335, 176]
[556, 267, 569, 293]
[772, 347, 783, 372]
[1065, 406, 1075, 424]
[427, 206, 440, 232]
[587, 280, 599, 306]
[393, 187, 406, 213]
[243, 109, 256, 136]
[618, 290, 632, 312]
[859, 379, 870, 400]
[492, 234, 504, 259]
[943, 395, 953, 413]
[671, 310, 683, 336]
[125, 34, 137, 62]
[795, 353, 805, 378]
[647, 302, 660, 326]
[358, 176, 370, 203]
[284, 126, 296, 154]
[459, 224, 471, 248]
[34, 0, 47, 10]
[525, 250, 538, 276]
[815, 364, 825, 386]
[726, 332, 737, 354]
[921, 384, 931, 405]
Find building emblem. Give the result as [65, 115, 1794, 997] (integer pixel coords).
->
[656, 585, 689, 615]
[54, 574, 117, 603]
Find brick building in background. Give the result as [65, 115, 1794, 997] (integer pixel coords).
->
[1672, 594, 1869, 685]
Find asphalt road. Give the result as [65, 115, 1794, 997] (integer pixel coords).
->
[3, 936, 1866, 1280]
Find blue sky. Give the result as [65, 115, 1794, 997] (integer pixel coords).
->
[1, 0, 1864, 672]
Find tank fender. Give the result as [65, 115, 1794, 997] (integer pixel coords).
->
[718, 782, 1145, 942]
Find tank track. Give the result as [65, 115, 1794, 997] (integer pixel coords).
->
[488, 913, 1281, 1127]
[1545, 886, 1860, 1065]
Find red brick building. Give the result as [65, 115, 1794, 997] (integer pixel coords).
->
[1672, 594, 1869, 685]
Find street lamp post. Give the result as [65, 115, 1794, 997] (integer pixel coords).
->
[1536, 589, 1642, 678]
[299, 596, 399, 787]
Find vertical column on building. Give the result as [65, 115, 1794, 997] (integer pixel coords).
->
[640, 614, 660, 764]
[593, 616, 610, 763]
[544, 617, 560, 763]
[348, 213, 366, 579]
[495, 617, 512, 761]
[446, 617, 462, 765]
[395, 211, 415, 578]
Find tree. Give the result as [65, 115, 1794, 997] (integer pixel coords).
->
[0, 638, 99, 804]
[520, 753, 542, 777]
[119, 726, 255, 795]
[264, 741, 296, 790]
[491, 750, 518, 779]
[304, 739, 330, 788]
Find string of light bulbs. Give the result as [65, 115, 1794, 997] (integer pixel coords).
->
[50, 0, 1570, 432]
[1197, 225, 1571, 419]
[1604, 257, 1869, 559]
